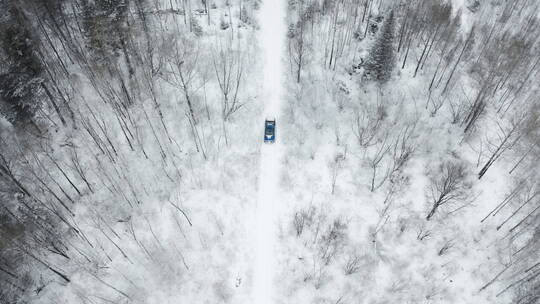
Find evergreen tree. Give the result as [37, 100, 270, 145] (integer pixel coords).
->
[363, 10, 395, 84]
[0, 4, 44, 125]
[81, 0, 130, 67]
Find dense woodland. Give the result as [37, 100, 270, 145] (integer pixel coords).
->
[0, 0, 538, 303]
[283, 0, 539, 303]
[0, 0, 261, 302]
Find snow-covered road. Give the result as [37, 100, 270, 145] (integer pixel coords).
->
[253, 0, 286, 303]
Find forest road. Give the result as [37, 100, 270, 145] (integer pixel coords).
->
[252, 0, 286, 303]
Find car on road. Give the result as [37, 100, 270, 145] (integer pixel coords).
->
[264, 119, 276, 143]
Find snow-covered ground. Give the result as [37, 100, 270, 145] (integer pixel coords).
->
[253, 0, 287, 303]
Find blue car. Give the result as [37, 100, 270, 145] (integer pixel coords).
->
[264, 119, 276, 143]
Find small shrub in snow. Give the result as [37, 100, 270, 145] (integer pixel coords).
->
[293, 206, 315, 236]
[220, 16, 230, 30]
[239, 6, 251, 25]
[438, 240, 454, 256]
[417, 227, 432, 241]
[467, 0, 481, 12]
[343, 252, 362, 275]
[252, 0, 261, 10]
[191, 17, 203, 37]
[319, 218, 347, 265]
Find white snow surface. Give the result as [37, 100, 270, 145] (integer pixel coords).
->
[253, 0, 286, 303]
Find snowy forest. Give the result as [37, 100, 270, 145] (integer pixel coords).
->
[0, 0, 538, 303]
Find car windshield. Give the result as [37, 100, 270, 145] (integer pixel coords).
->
[265, 124, 274, 135]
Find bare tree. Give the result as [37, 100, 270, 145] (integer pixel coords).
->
[426, 160, 472, 221]
[478, 112, 531, 179]
[352, 101, 386, 148]
[212, 42, 244, 120]
[162, 35, 200, 124]
[366, 131, 391, 192]
[288, 16, 308, 83]
[330, 147, 347, 194]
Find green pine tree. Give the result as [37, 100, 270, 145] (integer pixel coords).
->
[363, 10, 396, 84]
